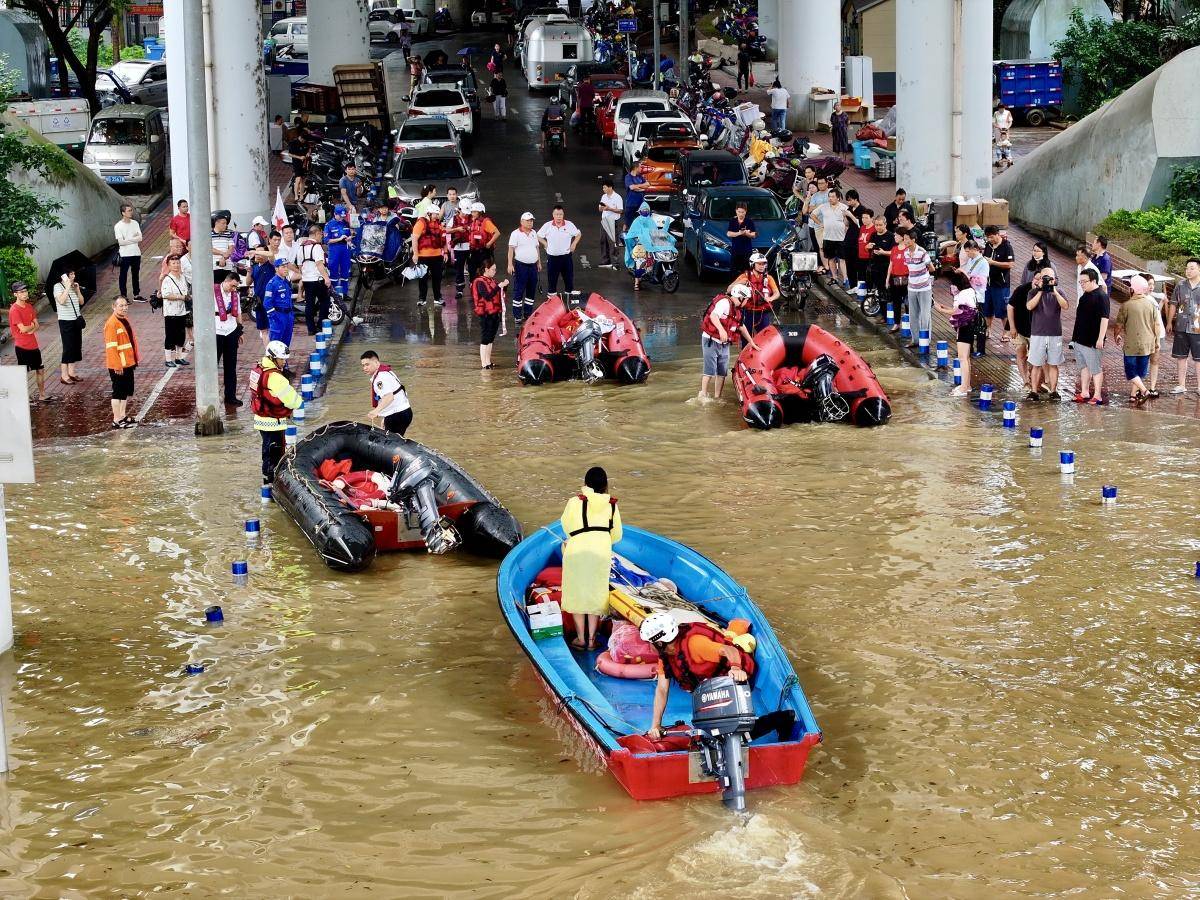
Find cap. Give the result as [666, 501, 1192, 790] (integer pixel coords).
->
[274, 257, 288, 267]
[334, 204, 347, 217]
[521, 211, 535, 220]
[9, 280, 28, 292]
[252, 215, 268, 227]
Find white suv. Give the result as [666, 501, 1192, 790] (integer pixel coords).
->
[622, 109, 694, 171]
[408, 85, 474, 148]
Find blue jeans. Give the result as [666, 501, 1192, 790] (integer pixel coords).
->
[512, 260, 539, 319]
[770, 108, 787, 131]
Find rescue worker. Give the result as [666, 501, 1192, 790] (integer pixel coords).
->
[360, 349, 412, 435]
[104, 295, 140, 429]
[559, 467, 623, 652]
[698, 282, 758, 402]
[411, 204, 448, 307]
[262, 257, 295, 349]
[640, 611, 755, 741]
[251, 340, 302, 484]
[471, 256, 508, 369]
[250, 232, 282, 348]
[324, 204, 353, 300]
[467, 202, 500, 283]
[734, 252, 781, 335]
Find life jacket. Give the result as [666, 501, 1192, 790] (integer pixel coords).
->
[567, 494, 618, 536]
[369, 364, 401, 408]
[736, 270, 776, 311]
[416, 218, 445, 256]
[450, 212, 471, 248]
[700, 294, 741, 342]
[251, 361, 291, 419]
[472, 276, 502, 315]
[468, 215, 496, 250]
[662, 622, 756, 693]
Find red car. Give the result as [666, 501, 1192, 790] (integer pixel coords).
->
[590, 75, 631, 141]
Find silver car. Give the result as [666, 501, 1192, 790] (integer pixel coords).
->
[392, 115, 461, 156]
[108, 59, 169, 107]
[389, 147, 482, 204]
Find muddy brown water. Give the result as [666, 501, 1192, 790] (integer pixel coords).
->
[2, 296, 1198, 898]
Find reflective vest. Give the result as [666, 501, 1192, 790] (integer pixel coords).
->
[663, 622, 756, 693]
[468, 215, 497, 250]
[567, 494, 618, 536]
[736, 270, 777, 312]
[104, 313, 139, 370]
[700, 294, 741, 342]
[471, 276, 502, 316]
[415, 218, 445, 257]
[251, 362, 291, 420]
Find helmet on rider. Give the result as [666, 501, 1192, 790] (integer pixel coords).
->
[266, 340, 290, 361]
[639, 611, 679, 645]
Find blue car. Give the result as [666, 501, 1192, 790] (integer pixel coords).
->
[683, 187, 792, 278]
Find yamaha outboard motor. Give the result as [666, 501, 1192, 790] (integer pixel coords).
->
[800, 354, 850, 423]
[388, 456, 461, 554]
[563, 318, 606, 384]
[691, 675, 757, 812]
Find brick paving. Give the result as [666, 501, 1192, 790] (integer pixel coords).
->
[709, 64, 1199, 418]
[5, 155, 321, 440]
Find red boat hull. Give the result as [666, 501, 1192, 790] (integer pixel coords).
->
[734, 324, 891, 428]
[517, 292, 650, 386]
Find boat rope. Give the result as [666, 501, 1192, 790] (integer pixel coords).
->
[556, 692, 638, 738]
[776, 673, 799, 712]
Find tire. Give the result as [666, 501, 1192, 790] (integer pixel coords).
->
[385, 32, 399, 44]
[861, 294, 881, 317]
[662, 270, 680, 293]
[1025, 107, 1046, 127]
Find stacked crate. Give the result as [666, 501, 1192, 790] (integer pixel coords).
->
[333, 63, 389, 131]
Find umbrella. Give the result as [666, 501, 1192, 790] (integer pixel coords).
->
[457, 47, 482, 57]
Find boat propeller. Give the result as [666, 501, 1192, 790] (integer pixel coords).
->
[563, 316, 608, 384]
[388, 455, 461, 555]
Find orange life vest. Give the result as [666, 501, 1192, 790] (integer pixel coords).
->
[663, 622, 756, 692]
[471, 276, 502, 315]
[468, 215, 497, 250]
[735, 270, 777, 312]
[700, 294, 742, 342]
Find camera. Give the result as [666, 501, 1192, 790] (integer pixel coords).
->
[1040, 275, 1056, 290]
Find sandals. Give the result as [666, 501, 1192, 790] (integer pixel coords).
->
[1025, 391, 1040, 401]
[59, 377, 73, 385]
[1146, 389, 1160, 399]
[1131, 391, 1147, 404]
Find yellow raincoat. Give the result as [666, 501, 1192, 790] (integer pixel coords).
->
[559, 487, 623, 616]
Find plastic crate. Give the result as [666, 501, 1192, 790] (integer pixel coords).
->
[852, 140, 873, 170]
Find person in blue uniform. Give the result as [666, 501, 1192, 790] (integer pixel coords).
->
[324, 204, 353, 299]
[263, 258, 295, 348]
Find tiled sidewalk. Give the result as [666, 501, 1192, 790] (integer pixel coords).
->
[7, 155, 321, 440]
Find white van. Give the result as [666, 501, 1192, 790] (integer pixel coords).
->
[268, 17, 308, 55]
[521, 15, 594, 91]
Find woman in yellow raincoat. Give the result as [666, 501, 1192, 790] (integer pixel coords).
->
[559, 467, 623, 650]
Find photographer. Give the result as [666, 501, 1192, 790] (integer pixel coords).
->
[1024, 267, 1068, 401]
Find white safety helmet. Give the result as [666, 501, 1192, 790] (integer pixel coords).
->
[427, 203, 442, 216]
[266, 340, 290, 360]
[753, 119, 767, 132]
[473, 202, 485, 214]
[639, 611, 678, 645]
[749, 252, 768, 265]
[729, 283, 753, 300]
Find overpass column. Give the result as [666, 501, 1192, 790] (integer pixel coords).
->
[758, 0, 780, 61]
[208, 0, 269, 227]
[776, 0, 841, 132]
[897, 0, 992, 200]
[307, 0, 371, 88]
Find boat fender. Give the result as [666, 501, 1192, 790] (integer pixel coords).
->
[595, 651, 659, 681]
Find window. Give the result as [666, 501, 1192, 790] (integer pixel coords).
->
[413, 89, 465, 107]
[562, 43, 578, 60]
[295, 24, 307, 35]
[89, 119, 147, 145]
[400, 122, 455, 141]
[619, 101, 667, 123]
[645, 146, 682, 163]
[271, 23, 288, 36]
[707, 196, 783, 221]
[398, 156, 469, 181]
[689, 160, 747, 187]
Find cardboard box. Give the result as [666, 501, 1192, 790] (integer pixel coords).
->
[886, 136, 897, 151]
[528, 600, 564, 641]
[980, 198, 1009, 228]
[953, 201, 981, 227]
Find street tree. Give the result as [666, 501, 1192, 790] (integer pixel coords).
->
[12, 0, 128, 114]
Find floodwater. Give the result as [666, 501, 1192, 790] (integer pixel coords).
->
[3, 290, 1199, 898]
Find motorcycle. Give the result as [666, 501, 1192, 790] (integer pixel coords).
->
[766, 221, 818, 312]
[543, 120, 566, 154]
[349, 209, 414, 312]
[432, 6, 454, 33]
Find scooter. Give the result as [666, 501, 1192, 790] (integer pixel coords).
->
[766, 221, 818, 312]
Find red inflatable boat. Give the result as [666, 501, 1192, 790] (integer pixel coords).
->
[517, 292, 650, 386]
[734, 324, 891, 428]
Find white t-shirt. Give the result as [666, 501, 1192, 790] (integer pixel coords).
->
[299, 240, 326, 282]
[159, 272, 189, 317]
[813, 203, 850, 243]
[600, 191, 623, 224]
[537, 220, 581, 256]
[508, 228, 541, 265]
[115, 218, 143, 257]
[707, 298, 733, 343]
[373, 369, 410, 417]
[953, 286, 979, 310]
[767, 86, 790, 111]
[278, 239, 302, 281]
[214, 287, 240, 336]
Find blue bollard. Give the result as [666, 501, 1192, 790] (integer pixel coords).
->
[1059, 450, 1075, 474]
[260, 484, 273, 505]
[285, 423, 298, 446]
[1101, 485, 1117, 505]
[886, 303, 895, 327]
[1029, 426, 1044, 448]
[1002, 400, 1017, 428]
[184, 663, 205, 675]
[918, 329, 930, 356]
[245, 518, 260, 544]
[900, 313, 911, 341]
[205, 605, 224, 624]
[294, 403, 306, 423]
[936, 340, 949, 369]
[978, 383, 994, 410]
[309, 353, 321, 379]
[232, 559, 249, 586]
[952, 358, 962, 386]
[855, 281, 867, 303]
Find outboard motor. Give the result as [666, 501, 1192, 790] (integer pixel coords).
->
[387, 456, 461, 554]
[800, 354, 850, 423]
[690, 675, 757, 812]
[563, 316, 606, 384]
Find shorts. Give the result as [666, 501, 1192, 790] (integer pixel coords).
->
[109, 367, 136, 400]
[1171, 331, 1200, 360]
[1123, 354, 1150, 380]
[1073, 343, 1103, 374]
[955, 325, 975, 346]
[15, 346, 43, 371]
[702, 335, 731, 377]
[479, 311, 500, 345]
[983, 285, 1010, 319]
[1028, 334, 1063, 367]
[821, 239, 843, 261]
[291, 159, 306, 178]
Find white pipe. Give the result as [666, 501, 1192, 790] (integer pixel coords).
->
[950, 0, 963, 199]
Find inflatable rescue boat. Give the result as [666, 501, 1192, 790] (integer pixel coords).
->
[273, 421, 521, 572]
[734, 324, 891, 428]
[517, 292, 650, 386]
[496, 524, 821, 807]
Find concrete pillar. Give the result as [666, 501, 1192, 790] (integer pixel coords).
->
[897, 0, 992, 200]
[207, 0, 269, 228]
[162, 3, 189, 209]
[307, 0, 370, 89]
[758, 0, 780, 61]
[776, 0, 841, 132]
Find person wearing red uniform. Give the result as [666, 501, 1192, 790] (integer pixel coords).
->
[732, 253, 780, 335]
[471, 257, 509, 369]
[698, 283, 757, 402]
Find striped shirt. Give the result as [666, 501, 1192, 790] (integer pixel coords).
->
[904, 246, 933, 290]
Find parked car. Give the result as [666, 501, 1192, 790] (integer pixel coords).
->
[563, 61, 614, 107]
[407, 85, 475, 147]
[393, 114, 461, 155]
[389, 147, 482, 204]
[268, 17, 309, 55]
[610, 88, 671, 163]
[424, 65, 481, 125]
[631, 129, 702, 193]
[82, 104, 168, 189]
[683, 186, 789, 277]
[670, 148, 749, 213]
[470, 5, 516, 28]
[49, 68, 135, 107]
[108, 59, 168, 107]
[622, 109, 695, 171]
[368, 9, 428, 41]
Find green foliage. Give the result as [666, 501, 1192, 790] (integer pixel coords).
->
[1053, 10, 1164, 116]
[1166, 164, 1200, 220]
[0, 121, 66, 251]
[120, 46, 146, 61]
[67, 29, 113, 69]
[1160, 10, 1200, 60]
[0, 247, 38, 304]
